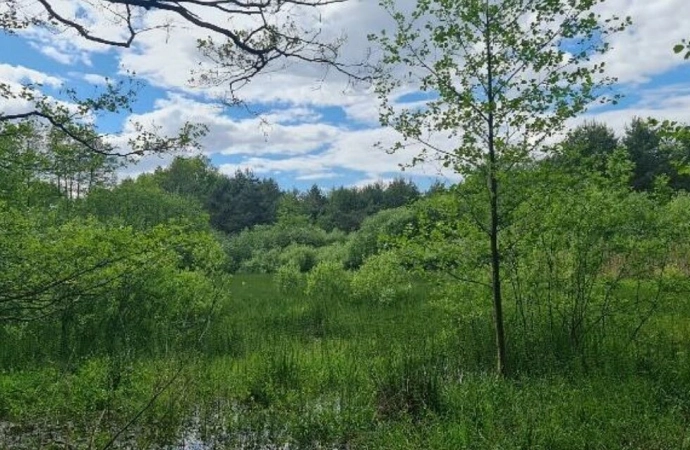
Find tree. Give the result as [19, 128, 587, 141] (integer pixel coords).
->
[371, 0, 629, 375]
[151, 155, 222, 204]
[207, 169, 281, 234]
[80, 179, 210, 231]
[556, 120, 619, 174]
[619, 117, 690, 193]
[383, 178, 420, 209]
[318, 186, 367, 232]
[277, 190, 311, 226]
[302, 184, 328, 224]
[46, 127, 120, 199]
[0, 120, 117, 206]
[623, 118, 665, 191]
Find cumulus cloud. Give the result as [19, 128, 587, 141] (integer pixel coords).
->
[593, 0, 689, 85]
[0, 63, 63, 87]
[575, 84, 690, 134]
[4, 0, 690, 186]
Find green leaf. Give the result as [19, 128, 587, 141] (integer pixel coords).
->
[673, 44, 685, 54]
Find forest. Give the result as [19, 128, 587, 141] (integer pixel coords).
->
[2, 0, 690, 448]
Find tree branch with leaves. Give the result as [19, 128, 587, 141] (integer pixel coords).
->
[1, 0, 362, 156]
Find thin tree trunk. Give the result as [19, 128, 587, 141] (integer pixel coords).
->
[485, 2, 507, 377]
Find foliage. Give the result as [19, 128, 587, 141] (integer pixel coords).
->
[238, 247, 282, 274]
[149, 155, 222, 205]
[555, 121, 619, 173]
[305, 261, 351, 303]
[207, 170, 282, 234]
[502, 168, 676, 360]
[4, 258, 690, 448]
[0, 121, 117, 207]
[345, 206, 416, 269]
[274, 263, 306, 299]
[351, 251, 413, 305]
[371, 0, 630, 375]
[674, 38, 690, 59]
[0, 205, 225, 364]
[223, 222, 347, 273]
[314, 241, 349, 268]
[278, 244, 317, 273]
[317, 180, 419, 232]
[79, 179, 210, 230]
[549, 117, 690, 193]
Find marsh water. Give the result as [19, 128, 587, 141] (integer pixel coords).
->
[1, 410, 299, 449]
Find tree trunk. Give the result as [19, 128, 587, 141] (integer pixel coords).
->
[485, 3, 507, 376]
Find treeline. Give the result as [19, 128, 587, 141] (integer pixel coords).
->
[1, 114, 689, 359]
[136, 156, 422, 234]
[553, 118, 690, 192]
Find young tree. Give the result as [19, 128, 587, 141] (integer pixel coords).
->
[371, 0, 629, 375]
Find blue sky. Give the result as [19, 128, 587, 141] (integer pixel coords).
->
[1, 0, 689, 191]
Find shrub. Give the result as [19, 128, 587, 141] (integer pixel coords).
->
[351, 251, 413, 305]
[275, 263, 305, 298]
[314, 242, 349, 267]
[278, 244, 317, 272]
[305, 261, 351, 302]
[223, 224, 348, 273]
[238, 248, 281, 274]
[345, 207, 416, 269]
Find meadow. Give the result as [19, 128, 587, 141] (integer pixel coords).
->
[2, 271, 690, 449]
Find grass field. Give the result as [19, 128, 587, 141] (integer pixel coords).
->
[2, 274, 690, 449]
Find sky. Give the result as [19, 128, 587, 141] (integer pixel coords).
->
[1, 0, 689, 191]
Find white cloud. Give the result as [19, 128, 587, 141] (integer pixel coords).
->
[0, 63, 62, 87]
[593, 0, 689, 85]
[576, 85, 690, 135]
[4, 0, 690, 187]
[109, 92, 457, 182]
[81, 73, 109, 85]
[37, 45, 75, 65]
[296, 171, 341, 181]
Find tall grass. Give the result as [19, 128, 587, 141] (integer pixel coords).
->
[2, 273, 690, 448]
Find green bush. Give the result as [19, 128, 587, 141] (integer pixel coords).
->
[345, 207, 416, 269]
[275, 263, 305, 298]
[0, 210, 225, 365]
[238, 248, 281, 274]
[278, 244, 317, 272]
[351, 251, 413, 305]
[315, 241, 349, 267]
[305, 261, 351, 302]
[224, 224, 348, 273]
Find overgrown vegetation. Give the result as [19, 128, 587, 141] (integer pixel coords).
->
[2, 0, 690, 446]
[2, 113, 690, 448]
